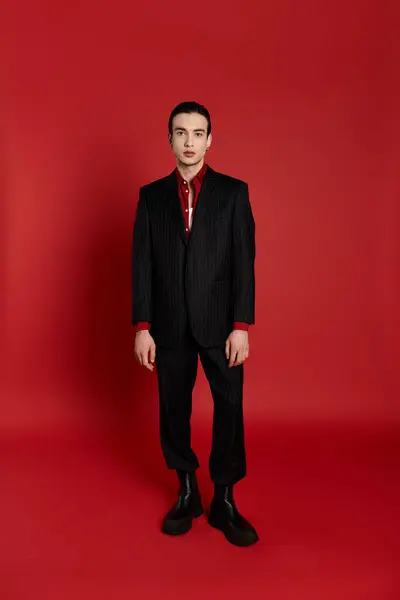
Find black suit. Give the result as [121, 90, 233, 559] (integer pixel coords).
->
[132, 165, 256, 484]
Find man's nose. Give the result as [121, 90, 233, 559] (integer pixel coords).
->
[184, 136, 194, 147]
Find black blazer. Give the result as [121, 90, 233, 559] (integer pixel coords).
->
[132, 165, 255, 348]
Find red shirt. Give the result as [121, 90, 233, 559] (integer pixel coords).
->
[135, 164, 249, 332]
[176, 160, 207, 234]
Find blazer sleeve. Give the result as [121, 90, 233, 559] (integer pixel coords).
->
[132, 187, 153, 325]
[232, 181, 256, 325]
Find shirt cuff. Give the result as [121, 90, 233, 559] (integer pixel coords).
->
[233, 321, 250, 331]
[135, 321, 150, 332]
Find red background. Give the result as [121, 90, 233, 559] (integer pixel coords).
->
[1, 1, 399, 598]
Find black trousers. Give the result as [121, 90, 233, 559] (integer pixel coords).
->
[155, 328, 246, 486]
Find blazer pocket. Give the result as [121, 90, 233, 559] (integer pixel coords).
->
[206, 211, 228, 223]
[212, 280, 229, 295]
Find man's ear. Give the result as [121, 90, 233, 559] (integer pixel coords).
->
[168, 133, 173, 146]
[207, 133, 212, 150]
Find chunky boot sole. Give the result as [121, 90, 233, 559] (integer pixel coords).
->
[208, 513, 259, 547]
[162, 504, 204, 536]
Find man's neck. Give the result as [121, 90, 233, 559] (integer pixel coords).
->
[176, 158, 205, 183]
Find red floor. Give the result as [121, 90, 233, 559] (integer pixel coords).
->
[2, 424, 399, 600]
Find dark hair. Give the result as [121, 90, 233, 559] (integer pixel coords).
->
[168, 101, 212, 136]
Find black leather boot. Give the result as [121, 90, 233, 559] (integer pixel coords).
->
[161, 470, 204, 535]
[208, 484, 259, 547]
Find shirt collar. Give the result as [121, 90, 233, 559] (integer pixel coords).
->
[176, 162, 208, 185]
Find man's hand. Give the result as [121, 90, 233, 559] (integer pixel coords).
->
[134, 330, 156, 371]
[225, 330, 249, 368]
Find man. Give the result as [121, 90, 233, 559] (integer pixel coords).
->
[131, 101, 258, 547]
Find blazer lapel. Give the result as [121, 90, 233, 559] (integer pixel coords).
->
[189, 166, 218, 241]
[165, 169, 188, 246]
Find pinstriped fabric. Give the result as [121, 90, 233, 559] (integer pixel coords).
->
[132, 166, 255, 348]
[155, 330, 246, 484]
[131, 187, 153, 322]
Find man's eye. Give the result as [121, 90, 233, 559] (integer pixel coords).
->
[195, 133, 203, 137]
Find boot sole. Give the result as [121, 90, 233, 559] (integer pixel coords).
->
[162, 505, 204, 536]
[208, 514, 259, 547]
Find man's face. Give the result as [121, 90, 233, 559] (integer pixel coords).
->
[169, 112, 212, 166]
